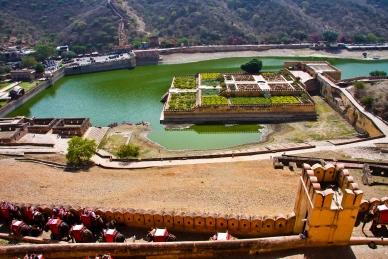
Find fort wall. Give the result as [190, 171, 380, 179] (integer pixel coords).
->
[317, 73, 384, 137]
[158, 44, 310, 55]
[64, 58, 136, 76]
[0, 68, 64, 117]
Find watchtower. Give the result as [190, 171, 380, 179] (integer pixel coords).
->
[294, 163, 363, 245]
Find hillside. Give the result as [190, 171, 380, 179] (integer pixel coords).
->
[0, 0, 387, 51]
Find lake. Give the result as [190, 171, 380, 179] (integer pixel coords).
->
[7, 56, 388, 150]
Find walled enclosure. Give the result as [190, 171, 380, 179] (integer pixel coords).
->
[162, 72, 317, 124]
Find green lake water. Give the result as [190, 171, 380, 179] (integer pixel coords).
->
[7, 56, 388, 150]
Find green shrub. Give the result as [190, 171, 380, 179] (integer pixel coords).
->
[116, 143, 140, 158]
[174, 76, 196, 89]
[353, 81, 366, 90]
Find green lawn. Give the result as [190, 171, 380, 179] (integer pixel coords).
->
[0, 81, 12, 91]
[202, 96, 228, 105]
[173, 77, 196, 89]
[168, 92, 197, 109]
[18, 81, 38, 91]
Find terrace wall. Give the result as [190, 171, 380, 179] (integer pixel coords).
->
[162, 103, 317, 123]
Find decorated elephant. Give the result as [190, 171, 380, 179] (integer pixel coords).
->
[52, 207, 77, 226]
[69, 224, 94, 243]
[10, 220, 43, 237]
[1, 202, 21, 221]
[44, 218, 71, 241]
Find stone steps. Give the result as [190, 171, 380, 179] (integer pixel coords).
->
[84, 127, 109, 146]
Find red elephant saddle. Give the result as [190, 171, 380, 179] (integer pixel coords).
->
[11, 220, 24, 235]
[105, 229, 118, 243]
[48, 218, 62, 235]
[71, 224, 86, 242]
[81, 211, 95, 227]
[378, 204, 388, 224]
[1, 207, 11, 219]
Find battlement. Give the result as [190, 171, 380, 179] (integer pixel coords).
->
[301, 163, 363, 210]
[294, 163, 363, 245]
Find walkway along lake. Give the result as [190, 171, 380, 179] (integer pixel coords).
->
[7, 56, 388, 150]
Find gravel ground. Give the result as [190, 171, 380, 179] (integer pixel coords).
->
[0, 158, 299, 216]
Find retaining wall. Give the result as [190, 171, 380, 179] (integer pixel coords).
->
[64, 58, 135, 76]
[0, 68, 65, 117]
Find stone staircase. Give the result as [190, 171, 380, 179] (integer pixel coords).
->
[84, 127, 110, 146]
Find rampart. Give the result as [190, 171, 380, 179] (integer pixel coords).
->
[7, 203, 296, 238]
[158, 44, 310, 55]
[294, 163, 364, 245]
[0, 68, 65, 117]
[317, 73, 384, 137]
[64, 58, 136, 76]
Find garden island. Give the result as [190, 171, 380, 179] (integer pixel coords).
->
[161, 68, 317, 124]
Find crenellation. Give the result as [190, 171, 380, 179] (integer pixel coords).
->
[123, 209, 134, 226]
[239, 214, 251, 232]
[163, 211, 174, 228]
[341, 189, 356, 208]
[173, 211, 184, 229]
[262, 215, 275, 234]
[205, 212, 216, 230]
[353, 190, 363, 206]
[216, 213, 228, 231]
[322, 189, 335, 209]
[194, 212, 205, 230]
[105, 208, 115, 222]
[227, 213, 239, 231]
[154, 210, 165, 228]
[275, 215, 287, 233]
[251, 215, 262, 233]
[183, 212, 194, 230]
[144, 209, 155, 227]
[286, 213, 296, 233]
[369, 198, 380, 210]
[133, 209, 145, 226]
[113, 208, 125, 223]
[323, 164, 336, 182]
[312, 191, 325, 208]
[311, 164, 324, 182]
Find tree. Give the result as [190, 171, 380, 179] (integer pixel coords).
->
[33, 45, 56, 62]
[66, 137, 97, 165]
[20, 56, 37, 69]
[241, 59, 262, 73]
[72, 45, 87, 54]
[132, 37, 142, 48]
[322, 30, 339, 43]
[116, 143, 140, 158]
[61, 51, 76, 59]
[370, 70, 387, 76]
[34, 63, 45, 73]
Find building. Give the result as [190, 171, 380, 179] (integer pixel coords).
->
[10, 69, 35, 82]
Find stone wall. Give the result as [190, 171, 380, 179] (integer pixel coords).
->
[157, 44, 310, 55]
[162, 103, 317, 124]
[64, 58, 136, 76]
[9, 203, 296, 238]
[0, 68, 65, 117]
[317, 74, 384, 137]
